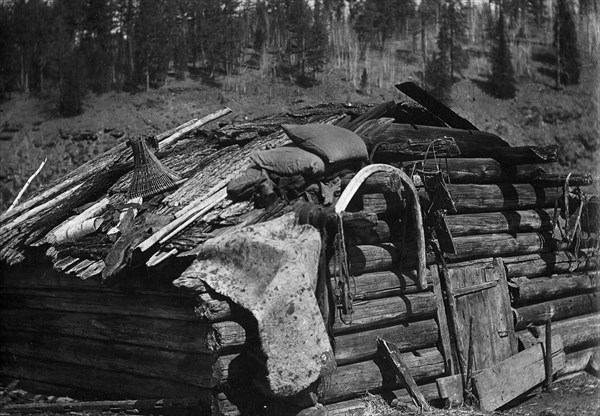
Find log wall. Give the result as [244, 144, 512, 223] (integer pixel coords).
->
[0, 265, 220, 410]
[306, 145, 599, 415]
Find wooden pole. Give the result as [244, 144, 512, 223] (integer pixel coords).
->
[377, 337, 432, 411]
[545, 319, 553, 392]
[6, 158, 47, 212]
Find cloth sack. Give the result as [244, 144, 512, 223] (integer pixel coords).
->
[281, 123, 368, 164]
[250, 145, 326, 176]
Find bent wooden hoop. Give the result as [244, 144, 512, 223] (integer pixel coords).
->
[335, 164, 428, 290]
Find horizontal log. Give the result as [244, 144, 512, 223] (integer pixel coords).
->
[334, 319, 439, 365]
[357, 184, 563, 214]
[403, 158, 547, 184]
[340, 172, 404, 193]
[332, 292, 437, 334]
[518, 313, 600, 352]
[370, 141, 460, 161]
[444, 209, 555, 236]
[351, 270, 429, 301]
[511, 272, 600, 305]
[477, 144, 560, 165]
[318, 347, 445, 403]
[213, 321, 251, 351]
[0, 308, 245, 353]
[513, 292, 600, 330]
[330, 244, 398, 275]
[0, 289, 198, 321]
[331, 231, 582, 276]
[346, 192, 406, 215]
[558, 347, 599, 377]
[503, 250, 599, 279]
[0, 354, 210, 399]
[447, 184, 563, 213]
[444, 232, 559, 262]
[532, 172, 594, 187]
[329, 244, 430, 275]
[342, 211, 403, 246]
[0, 329, 217, 387]
[0, 265, 195, 296]
[195, 293, 236, 322]
[358, 122, 509, 153]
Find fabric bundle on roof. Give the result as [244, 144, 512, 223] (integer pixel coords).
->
[250, 146, 326, 176]
[282, 123, 368, 164]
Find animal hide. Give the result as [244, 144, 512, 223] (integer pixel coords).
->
[178, 212, 335, 396]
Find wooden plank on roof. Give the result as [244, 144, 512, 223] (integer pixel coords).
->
[395, 82, 478, 130]
[472, 335, 565, 411]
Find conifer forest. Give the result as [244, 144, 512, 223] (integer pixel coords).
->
[0, 0, 598, 207]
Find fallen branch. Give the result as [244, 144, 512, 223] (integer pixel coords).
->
[0, 397, 202, 414]
[6, 157, 47, 212]
[160, 107, 232, 148]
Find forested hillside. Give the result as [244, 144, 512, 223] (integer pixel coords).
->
[1, 0, 597, 108]
[0, 0, 598, 210]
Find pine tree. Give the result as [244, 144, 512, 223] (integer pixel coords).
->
[489, 7, 516, 99]
[425, 50, 453, 103]
[286, 0, 312, 81]
[554, 0, 580, 85]
[444, 0, 469, 78]
[424, 1, 455, 103]
[306, 0, 329, 81]
[136, 0, 172, 88]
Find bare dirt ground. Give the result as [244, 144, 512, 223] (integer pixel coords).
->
[1, 372, 598, 415]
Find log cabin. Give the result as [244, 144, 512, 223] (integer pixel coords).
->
[1, 88, 598, 415]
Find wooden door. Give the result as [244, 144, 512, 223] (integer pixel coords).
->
[445, 257, 517, 372]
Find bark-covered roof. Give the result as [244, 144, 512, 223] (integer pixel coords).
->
[0, 102, 383, 279]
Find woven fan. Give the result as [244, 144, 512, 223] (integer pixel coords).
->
[127, 136, 182, 199]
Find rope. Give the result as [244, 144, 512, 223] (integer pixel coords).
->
[417, 137, 456, 214]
